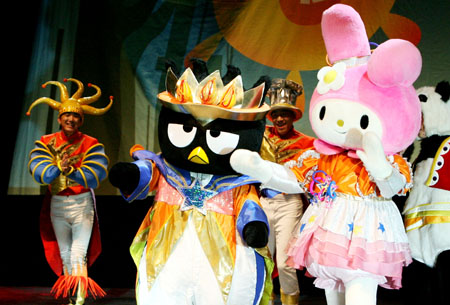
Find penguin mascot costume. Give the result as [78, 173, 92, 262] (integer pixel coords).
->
[109, 60, 273, 305]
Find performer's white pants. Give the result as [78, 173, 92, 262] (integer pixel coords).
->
[261, 193, 304, 296]
[50, 192, 94, 274]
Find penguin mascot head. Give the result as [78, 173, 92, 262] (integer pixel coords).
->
[109, 58, 271, 193]
[157, 59, 271, 175]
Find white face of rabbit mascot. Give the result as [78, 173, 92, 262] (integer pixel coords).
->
[231, 4, 422, 305]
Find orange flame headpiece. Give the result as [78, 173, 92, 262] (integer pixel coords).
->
[26, 78, 113, 120]
[157, 68, 270, 126]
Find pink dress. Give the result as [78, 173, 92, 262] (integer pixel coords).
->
[286, 148, 413, 291]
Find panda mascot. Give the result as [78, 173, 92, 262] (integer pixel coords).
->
[401, 80, 450, 305]
[108, 61, 273, 305]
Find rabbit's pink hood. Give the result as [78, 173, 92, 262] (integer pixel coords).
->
[310, 4, 422, 155]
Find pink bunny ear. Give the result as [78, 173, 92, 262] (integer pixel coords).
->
[321, 4, 371, 64]
[367, 39, 422, 88]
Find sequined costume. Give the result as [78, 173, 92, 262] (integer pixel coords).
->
[28, 130, 109, 299]
[260, 126, 315, 165]
[285, 148, 413, 292]
[122, 149, 272, 305]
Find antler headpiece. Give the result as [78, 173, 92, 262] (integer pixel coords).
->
[157, 68, 270, 126]
[26, 78, 113, 120]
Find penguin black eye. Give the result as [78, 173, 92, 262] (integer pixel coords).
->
[206, 130, 240, 155]
[167, 123, 197, 148]
[319, 106, 326, 120]
[183, 125, 194, 133]
[360, 115, 369, 129]
[209, 130, 221, 138]
[418, 94, 428, 103]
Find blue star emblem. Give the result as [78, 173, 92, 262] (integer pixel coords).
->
[378, 222, 385, 233]
[180, 179, 217, 215]
[300, 223, 306, 233]
[348, 222, 354, 232]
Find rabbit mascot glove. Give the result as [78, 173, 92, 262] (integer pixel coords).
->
[231, 4, 422, 305]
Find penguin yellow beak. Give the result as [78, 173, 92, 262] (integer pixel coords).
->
[188, 146, 209, 164]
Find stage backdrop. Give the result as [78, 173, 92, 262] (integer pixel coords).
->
[8, 0, 449, 195]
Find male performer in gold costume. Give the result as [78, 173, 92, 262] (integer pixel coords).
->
[27, 78, 112, 305]
[259, 79, 314, 305]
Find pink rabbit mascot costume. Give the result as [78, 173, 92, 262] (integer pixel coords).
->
[230, 4, 422, 305]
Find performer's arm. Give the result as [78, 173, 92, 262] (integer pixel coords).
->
[66, 143, 109, 189]
[28, 140, 61, 185]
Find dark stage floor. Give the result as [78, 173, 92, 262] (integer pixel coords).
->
[0, 196, 407, 305]
[0, 287, 135, 305]
[0, 286, 405, 305]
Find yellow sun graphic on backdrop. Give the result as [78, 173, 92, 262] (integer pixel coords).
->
[186, 0, 421, 109]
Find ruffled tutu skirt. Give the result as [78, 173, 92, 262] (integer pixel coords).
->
[286, 194, 411, 292]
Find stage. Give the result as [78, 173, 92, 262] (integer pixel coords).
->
[0, 287, 327, 305]
[0, 196, 405, 305]
[0, 287, 135, 305]
[0, 286, 407, 305]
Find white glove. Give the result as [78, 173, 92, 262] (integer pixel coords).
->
[356, 132, 392, 180]
[230, 149, 272, 183]
[356, 132, 407, 198]
[230, 149, 303, 193]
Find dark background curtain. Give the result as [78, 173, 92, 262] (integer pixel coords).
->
[2, 0, 449, 289]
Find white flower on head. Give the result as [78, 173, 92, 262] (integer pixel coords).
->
[316, 62, 346, 94]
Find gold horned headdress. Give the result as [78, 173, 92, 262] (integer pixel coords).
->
[26, 78, 113, 119]
[157, 68, 270, 126]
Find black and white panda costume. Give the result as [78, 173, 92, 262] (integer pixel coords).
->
[401, 81, 450, 305]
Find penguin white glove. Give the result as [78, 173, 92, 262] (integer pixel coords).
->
[356, 132, 406, 197]
[230, 149, 302, 194]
